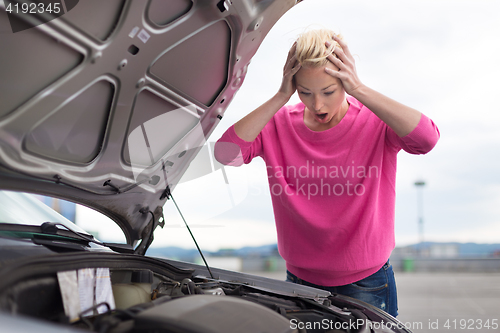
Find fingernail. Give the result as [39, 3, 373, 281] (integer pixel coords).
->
[325, 40, 331, 46]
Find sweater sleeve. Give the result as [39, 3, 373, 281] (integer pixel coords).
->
[386, 113, 440, 154]
[214, 125, 264, 166]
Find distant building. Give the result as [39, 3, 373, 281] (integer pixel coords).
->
[429, 244, 459, 258]
[391, 242, 459, 258]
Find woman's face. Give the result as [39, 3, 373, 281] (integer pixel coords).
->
[294, 61, 348, 130]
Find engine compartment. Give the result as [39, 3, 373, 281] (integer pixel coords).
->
[0, 253, 406, 333]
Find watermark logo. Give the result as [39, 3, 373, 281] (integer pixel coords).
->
[127, 106, 248, 221]
[266, 160, 379, 200]
[290, 318, 424, 331]
[4, 0, 79, 33]
[127, 105, 209, 185]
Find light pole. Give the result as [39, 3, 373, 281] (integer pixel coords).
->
[414, 180, 425, 255]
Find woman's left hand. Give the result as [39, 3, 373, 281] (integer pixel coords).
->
[325, 36, 424, 137]
[325, 36, 364, 96]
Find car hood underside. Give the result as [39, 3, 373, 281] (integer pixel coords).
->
[0, 0, 296, 246]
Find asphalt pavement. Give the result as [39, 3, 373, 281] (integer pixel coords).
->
[250, 271, 500, 333]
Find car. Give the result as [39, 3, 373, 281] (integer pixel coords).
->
[0, 1, 413, 332]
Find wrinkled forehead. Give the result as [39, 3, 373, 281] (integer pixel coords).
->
[295, 64, 342, 90]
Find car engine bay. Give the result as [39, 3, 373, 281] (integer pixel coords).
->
[0, 253, 408, 333]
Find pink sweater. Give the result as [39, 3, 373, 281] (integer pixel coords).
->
[215, 96, 440, 285]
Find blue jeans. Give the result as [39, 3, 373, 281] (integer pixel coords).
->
[286, 261, 398, 317]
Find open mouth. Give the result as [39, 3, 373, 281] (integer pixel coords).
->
[316, 113, 328, 121]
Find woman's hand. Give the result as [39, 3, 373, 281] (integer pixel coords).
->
[325, 36, 423, 137]
[278, 43, 302, 99]
[324, 36, 364, 96]
[233, 45, 299, 142]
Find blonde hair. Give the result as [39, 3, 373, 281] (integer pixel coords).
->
[295, 28, 343, 67]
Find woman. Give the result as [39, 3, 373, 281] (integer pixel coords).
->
[214, 29, 440, 317]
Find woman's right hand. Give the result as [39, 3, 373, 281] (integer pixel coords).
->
[233, 44, 300, 142]
[278, 43, 301, 99]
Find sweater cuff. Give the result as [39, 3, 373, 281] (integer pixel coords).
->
[214, 125, 254, 166]
[226, 125, 255, 148]
[400, 113, 440, 154]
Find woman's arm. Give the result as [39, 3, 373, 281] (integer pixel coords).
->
[347, 86, 422, 137]
[325, 36, 421, 137]
[233, 44, 301, 142]
[233, 92, 290, 141]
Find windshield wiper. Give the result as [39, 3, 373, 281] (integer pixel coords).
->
[40, 222, 97, 243]
[0, 222, 134, 253]
[40, 223, 136, 253]
[0, 222, 99, 247]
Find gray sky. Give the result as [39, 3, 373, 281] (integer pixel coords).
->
[79, 0, 500, 251]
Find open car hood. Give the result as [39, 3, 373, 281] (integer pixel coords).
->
[0, 0, 296, 248]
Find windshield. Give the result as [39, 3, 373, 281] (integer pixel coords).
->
[0, 190, 92, 237]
